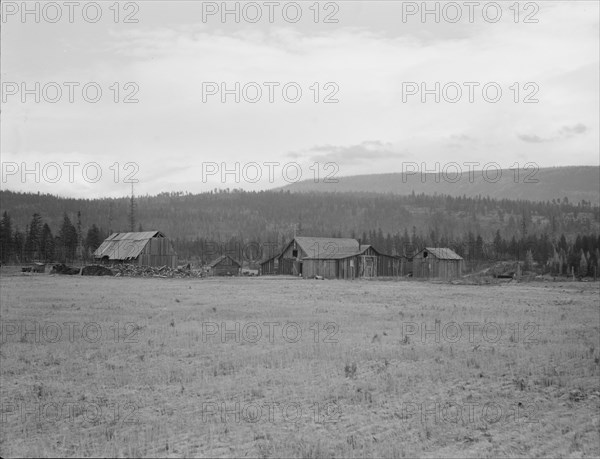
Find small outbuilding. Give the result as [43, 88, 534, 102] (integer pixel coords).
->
[93, 231, 178, 268]
[207, 254, 241, 276]
[412, 247, 463, 279]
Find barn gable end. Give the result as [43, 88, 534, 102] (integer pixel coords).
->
[93, 231, 178, 268]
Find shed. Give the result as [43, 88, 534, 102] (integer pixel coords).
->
[207, 254, 241, 276]
[412, 247, 463, 279]
[93, 231, 177, 268]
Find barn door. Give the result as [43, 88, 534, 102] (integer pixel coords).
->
[361, 256, 375, 278]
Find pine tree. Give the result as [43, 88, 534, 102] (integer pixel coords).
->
[40, 224, 55, 262]
[25, 213, 43, 261]
[579, 250, 588, 277]
[13, 229, 25, 263]
[85, 224, 102, 253]
[0, 211, 13, 263]
[59, 214, 78, 262]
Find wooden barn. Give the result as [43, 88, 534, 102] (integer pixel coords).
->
[303, 244, 401, 280]
[260, 236, 400, 280]
[412, 247, 463, 279]
[93, 231, 178, 268]
[263, 237, 361, 276]
[207, 255, 241, 276]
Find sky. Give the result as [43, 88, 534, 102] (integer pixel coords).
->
[1, 1, 599, 198]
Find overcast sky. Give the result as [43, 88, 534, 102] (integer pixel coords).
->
[1, 1, 598, 198]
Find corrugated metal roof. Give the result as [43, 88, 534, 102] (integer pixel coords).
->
[294, 237, 360, 258]
[93, 231, 163, 260]
[423, 247, 463, 260]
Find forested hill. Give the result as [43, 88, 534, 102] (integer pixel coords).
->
[1, 188, 597, 244]
[280, 166, 600, 204]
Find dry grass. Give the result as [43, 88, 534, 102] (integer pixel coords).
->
[1, 269, 599, 458]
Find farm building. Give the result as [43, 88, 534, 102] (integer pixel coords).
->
[93, 231, 178, 268]
[260, 237, 401, 279]
[303, 245, 402, 280]
[263, 237, 360, 276]
[207, 255, 241, 276]
[412, 247, 463, 279]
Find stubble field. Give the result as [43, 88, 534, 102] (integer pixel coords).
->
[0, 271, 599, 458]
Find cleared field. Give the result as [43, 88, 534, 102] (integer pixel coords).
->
[0, 272, 599, 458]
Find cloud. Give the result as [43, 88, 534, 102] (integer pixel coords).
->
[517, 134, 548, 143]
[559, 123, 588, 137]
[518, 124, 589, 143]
[1, 2, 598, 197]
[289, 141, 401, 164]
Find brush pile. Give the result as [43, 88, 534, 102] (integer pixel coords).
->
[111, 264, 204, 278]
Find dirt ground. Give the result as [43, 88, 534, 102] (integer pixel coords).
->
[1, 270, 598, 458]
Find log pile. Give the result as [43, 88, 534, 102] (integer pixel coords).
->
[111, 264, 204, 278]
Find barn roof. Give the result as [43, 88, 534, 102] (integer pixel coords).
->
[93, 231, 165, 260]
[293, 237, 360, 258]
[421, 247, 463, 260]
[208, 254, 241, 267]
[304, 243, 375, 260]
[260, 253, 281, 265]
[304, 252, 360, 260]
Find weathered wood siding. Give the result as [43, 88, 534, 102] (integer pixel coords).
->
[210, 257, 241, 276]
[136, 237, 178, 268]
[260, 257, 279, 275]
[412, 256, 463, 279]
[303, 259, 338, 279]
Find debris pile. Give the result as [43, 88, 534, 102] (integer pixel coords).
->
[81, 265, 114, 276]
[49, 264, 81, 275]
[111, 264, 204, 278]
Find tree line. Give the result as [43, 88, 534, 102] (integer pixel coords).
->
[0, 189, 598, 276]
[0, 211, 104, 264]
